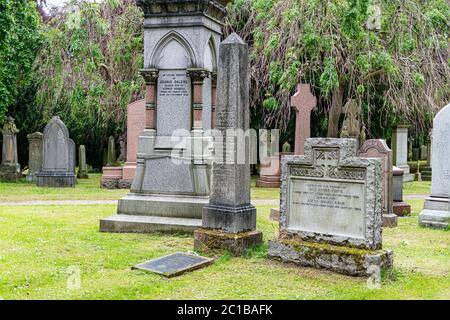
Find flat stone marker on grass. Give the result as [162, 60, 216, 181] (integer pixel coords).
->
[133, 252, 213, 278]
[268, 138, 393, 276]
[419, 103, 450, 229]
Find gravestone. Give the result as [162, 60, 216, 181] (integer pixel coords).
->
[101, 0, 228, 233]
[359, 139, 397, 227]
[101, 136, 122, 189]
[291, 84, 316, 155]
[391, 125, 414, 182]
[26, 132, 43, 182]
[268, 138, 393, 276]
[392, 166, 411, 216]
[121, 99, 146, 188]
[77, 145, 89, 179]
[194, 33, 263, 256]
[340, 99, 361, 142]
[133, 252, 213, 278]
[419, 103, 450, 229]
[256, 129, 280, 188]
[422, 131, 433, 181]
[118, 133, 127, 163]
[0, 117, 21, 181]
[36, 116, 75, 187]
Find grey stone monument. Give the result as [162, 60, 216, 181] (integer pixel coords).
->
[419, 103, 450, 229]
[193, 33, 262, 255]
[268, 138, 393, 276]
[106, 136, 116, 166]
[27, 132, 43, 182]
[392, 166, 411, 216]
[77, 145, 89, 179]
[391, 125, 414, 182]
[36, 116, 76, 187]
[0, 117, 21, 181]
[100, 0, 229, 233]
[359, 139, 397, 227]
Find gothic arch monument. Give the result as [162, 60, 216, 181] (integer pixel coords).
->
[101, 0, 230, 233]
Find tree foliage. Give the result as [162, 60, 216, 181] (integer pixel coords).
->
[226, 0, 450, 140]
[33, 0, 144, 168]
[0, 0, 42, 124]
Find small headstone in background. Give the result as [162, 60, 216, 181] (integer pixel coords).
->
[391, 125, 414, 182]
[36, 116, 76, 187]
[133, 252, 213, 278]
[268, 138, 393, 276]
[77, 145, 89, 179]
[359, 139, 397, 227]
[392, 166, 412, 216]
[419, 103, 450, 229]
[106, 136, 116, 166]
[0, 117, 21, 181]
[26, 132, 43, 182]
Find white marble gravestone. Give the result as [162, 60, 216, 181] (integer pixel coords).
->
[392, 126, 414, 182]
[100, 0, 229, 233]
[36, 116, 75, 187]
[419, 103, 450, 229]
[268, 138, 393, 276]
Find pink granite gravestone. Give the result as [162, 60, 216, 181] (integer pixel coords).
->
[359, 139, 397, 227]
[120, 99, 146, 188]
[291, 84, 316, 155]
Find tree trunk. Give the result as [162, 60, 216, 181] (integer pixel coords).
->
[327, 80, 346, 137]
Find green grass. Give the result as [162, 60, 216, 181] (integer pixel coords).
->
[403, 181, 431, 195]
[0, 174, 280, 202]
[0, 201, 448, 300]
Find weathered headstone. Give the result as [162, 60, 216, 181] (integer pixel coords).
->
[422, 131, 433, 181]
[256, 129, 280, 188]
[392, 166, 411, 216]
[101, 0, 228, 233]
[391, 125, 414, 182]
[268, 138, 393, 276]
[194, 33, 263, 256]
[101, 136, 122, 189]
[340, 99, 361, 142]
[360, 139, 397, 227]
[419, 103, 450, 229]
[118, 133, 127, 163]
[36, 116, 75, 187]
[0, 117, 21, 181]
[77, 145, 89, 179]
[291, 84, 316, 155]
[26, 132, 43, 182]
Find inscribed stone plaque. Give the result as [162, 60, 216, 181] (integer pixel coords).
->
[431, 103, 450, 198]
[288, 178, 366, 239]
[157, 70, 191, 136]
[133, 252, 213, 277]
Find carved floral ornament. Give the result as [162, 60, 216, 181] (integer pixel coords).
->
[139, 69, 159, 84]
[136, 0, 229, 20]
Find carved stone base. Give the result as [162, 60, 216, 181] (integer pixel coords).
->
[419, 197, 450, 229]
[36, 171, 75, 188]
[383, 213, 398, 228]
[256, 175, 280, 188]
[0, 164, 21, 181]
[194, 228, 263, 256]
[268, 239, 393, 277]
[101, 178, 118, 189]
[117, 179, 132, 189]
[393, 201, 411, 216]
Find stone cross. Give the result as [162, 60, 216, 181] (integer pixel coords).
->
[77, 145, 89, 179]
[194, 33, 262, 255]
[26, 132, 43, 182]
[290, 84, 316, 155]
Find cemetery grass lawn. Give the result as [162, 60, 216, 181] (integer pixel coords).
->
[0, 175, 280, 202]
[403, 181, 431, 195]
[0, 202, 449, 300]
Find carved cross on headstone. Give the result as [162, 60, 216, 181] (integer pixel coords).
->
[291, 84, 316, 155]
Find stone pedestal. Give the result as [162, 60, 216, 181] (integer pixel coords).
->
[101, 166, 123, 189]
[194, 229, 263, 256]
[256, 155, 280, 188]
[0, 164, 21, 181]
[392, 166, 411, 216]
[419, 103, 450, 229]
